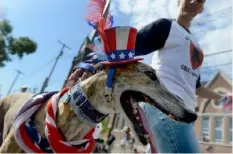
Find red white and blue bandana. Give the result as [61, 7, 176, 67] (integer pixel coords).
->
[13, 88, 95, 153]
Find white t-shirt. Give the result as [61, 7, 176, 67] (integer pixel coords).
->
[136, 18, 203, 111]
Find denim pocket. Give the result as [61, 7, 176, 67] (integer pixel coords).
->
[139, 102, 168, 127]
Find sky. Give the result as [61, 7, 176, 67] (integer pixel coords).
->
[0, 0, 232, 97]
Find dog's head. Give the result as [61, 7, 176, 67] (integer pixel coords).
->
[76, 62, 197, 146]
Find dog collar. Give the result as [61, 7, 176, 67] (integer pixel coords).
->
[67, 81, 108, 124]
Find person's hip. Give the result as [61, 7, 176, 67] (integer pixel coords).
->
[139, 103, 201, 153]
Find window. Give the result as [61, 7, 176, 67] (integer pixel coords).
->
[229, 117, 232, 143]
[202, 116, 209, 140]
[214, 117, 223, 142]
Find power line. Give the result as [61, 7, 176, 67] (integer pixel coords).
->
[195, 12, 231, 25]
[29, 57, 57, 74]
[40, 40, 71, 93]
[202, 62, 232, 69]
[7, 70, 24, 95]
[192, 14, 232, 34]
[194, 8, 232, 23]
[202, 50, 232, 69]
[191, 8, 232, 34]
[195, 7, 232, 23]
[204, 49, 232, 57]
[20, 57, 57, 81]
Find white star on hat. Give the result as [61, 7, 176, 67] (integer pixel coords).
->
[128, 51, 134, 58]
[110, 53, 116, 59]
[119, 52, 125, 59]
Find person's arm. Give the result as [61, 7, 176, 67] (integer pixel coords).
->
[135, 18, 172, 56]
[67, 52, 105, 86]
[196, 85, 232, 112]
[196, 86, 223, 100]
[195, 75, 232, 112]
[195, 75, 223, 100]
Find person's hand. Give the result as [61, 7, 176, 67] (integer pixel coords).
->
[66, 52, 106, 87]
[69, 68, 93, 81]
[68, 68, 93, 86]
[217, 95, 232, 113]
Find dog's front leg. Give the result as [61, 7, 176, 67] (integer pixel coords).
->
[0, 129, 22, 153]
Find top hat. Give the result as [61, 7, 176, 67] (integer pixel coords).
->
[101, 26, 143, 65]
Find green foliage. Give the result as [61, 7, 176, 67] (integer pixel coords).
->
[0, 19, 13, 35]
[10, 37, 37, 58]
[101, 118, 109, 134]
[0, 19, 37, 67]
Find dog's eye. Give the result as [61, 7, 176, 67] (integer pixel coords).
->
[144, 71, 157, 81]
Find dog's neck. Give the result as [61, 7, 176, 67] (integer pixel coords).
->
[33, 72, 112, 142]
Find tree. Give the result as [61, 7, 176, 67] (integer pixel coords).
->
[0, 19, 37, 67]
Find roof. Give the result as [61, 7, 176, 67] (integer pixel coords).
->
[201, 81, 208, 85]
[203, 71, 232, 88]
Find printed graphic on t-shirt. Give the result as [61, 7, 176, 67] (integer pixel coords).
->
[190, 41, 203, 70]
[181, 64, 198, 78]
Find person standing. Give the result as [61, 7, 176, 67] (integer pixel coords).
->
[135, 0, 231, 153]
[67, 0, 232, 152]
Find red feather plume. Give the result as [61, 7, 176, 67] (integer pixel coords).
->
[86, 0, 110, 54]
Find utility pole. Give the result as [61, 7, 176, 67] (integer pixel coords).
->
[40, 40, 71, 93]
[7, 70, 23, 95]
[0, 84, 2, 99]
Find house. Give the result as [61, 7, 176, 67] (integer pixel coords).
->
[195, 71, 232, 153]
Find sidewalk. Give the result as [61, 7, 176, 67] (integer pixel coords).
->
[110, 144, 146, 153]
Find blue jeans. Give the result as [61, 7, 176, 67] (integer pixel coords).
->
[139, 103, 201, 153]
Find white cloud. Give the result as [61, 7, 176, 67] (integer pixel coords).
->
[200, 26, 232, 55]
[111, 0, 178, 29]
[200, 25, 232, 79]
[109, 0, 119, 16]
[110, 0, 232, 80]
[0, 5, 7, 20]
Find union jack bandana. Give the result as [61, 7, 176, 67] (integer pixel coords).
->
[25, 119, 53, 153]
[13, 88, 95, 153]
[45, 88, 95, 153]
[13, 92, 56, 153]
